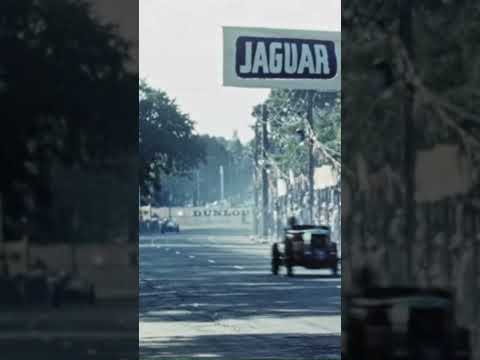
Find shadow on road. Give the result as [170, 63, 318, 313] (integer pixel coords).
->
[140, 270, 340, 323]
[289, 274, 340, 279]
[140, 333, 340, 359]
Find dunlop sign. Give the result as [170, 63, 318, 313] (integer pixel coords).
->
[223, 27, 340, 91]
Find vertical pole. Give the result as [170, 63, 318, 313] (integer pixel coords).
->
[220, 165, 225, 202]
[400, 0, 415, 284]
[262, 104, 269, 239]
[254, 121, 259, 236]
[307, 90, 315, 224]
[274, 172, 280, 240]
[167, 180, 172, 218]
[196, 170, 200, 207]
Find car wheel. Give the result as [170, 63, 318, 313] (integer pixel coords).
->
[286, 263, 294, 277]
[331, 265, 338, 277]
[271, 244, 280, 275]
[285, 242, 294, 277]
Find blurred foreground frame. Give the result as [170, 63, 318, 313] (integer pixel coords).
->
[342, 1, 480, 359]
[0, 0, 138, 359]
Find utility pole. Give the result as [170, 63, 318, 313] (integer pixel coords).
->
[307, 90, 315, 224]
[253, 120, 259, 236]
[219, 165, 225, 202]
[400, 0, 415, 284]
[195, 170, 200, 207]
[167, 179, 172, 218]
[262, 104, 269, 239]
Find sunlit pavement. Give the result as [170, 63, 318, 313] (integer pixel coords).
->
[140, 228, 341, 359]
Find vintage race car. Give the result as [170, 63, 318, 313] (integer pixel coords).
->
[271, 225, 339, 276]
[161, 218, 180, 233]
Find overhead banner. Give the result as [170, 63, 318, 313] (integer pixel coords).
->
[223, 26, 340, 91]
[151, 207, 253, 229]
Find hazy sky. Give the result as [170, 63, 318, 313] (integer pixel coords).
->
[140, 0, 340, 142]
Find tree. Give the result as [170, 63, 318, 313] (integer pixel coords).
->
[0, 0, 137, 242]
[139, 81, 205, 203]
[159, 135, 254, 207]
[252, 90, 341, 179]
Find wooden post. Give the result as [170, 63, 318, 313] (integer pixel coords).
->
[262, 104, 269, 239]
[307, 90, 315, 224]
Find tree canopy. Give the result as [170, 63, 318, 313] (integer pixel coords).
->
[139, 81, 205, 203]
[0, 0, 137, 241]
[158, 134, 253, 207]
[252, 90, 341, 180]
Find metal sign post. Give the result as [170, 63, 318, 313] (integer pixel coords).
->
[220, 165, 225, 202]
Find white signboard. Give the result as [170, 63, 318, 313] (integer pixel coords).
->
[223, 26, 340, 91]
[314, 165, 339, 190]
[277, 178, 287, 197]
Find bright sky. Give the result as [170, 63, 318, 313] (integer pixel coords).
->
[140, 0, 340, 142]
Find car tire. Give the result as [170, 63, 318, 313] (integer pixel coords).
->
[285, 242, 294, 277]
[331, 265, 338, 277]
[271, 244, 280, 275]
[331, 257, 339, 277]
[286, 263, 294, 277]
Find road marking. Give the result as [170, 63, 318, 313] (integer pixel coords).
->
[176, 251, 181, 255]
[208, 259, 216, 264]
[233, 265, 245, 270]
[189, 256, 196, 259]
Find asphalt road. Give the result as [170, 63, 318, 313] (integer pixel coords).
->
[0, 302, 138, 360]
[140, 228, 341, 359]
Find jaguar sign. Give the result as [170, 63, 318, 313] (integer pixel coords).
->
[236, 37, 336, 79]
[223, 27, 340, 90]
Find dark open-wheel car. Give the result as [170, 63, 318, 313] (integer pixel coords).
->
[271, 225, 339, 277]
[161, 218, 180, 234]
